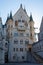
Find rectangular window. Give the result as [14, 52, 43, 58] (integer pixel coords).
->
[18, 20, 21, 22]
[16, 48, 18, 51]
[15, 21, 18, 26]
[25, 48, 27, 51]
[26, 34, 29, 37]
[31, 33, 32, 36]
[25, 40, 29, 44]
[5, 43, 8, 48]
[22, 56, 25, 59]
[20, 40, 23, 44]
[14, 39, 18, 44]
[20, 33, 24, 36]
[13, 56, 15, 59]
[22, 20, 24, 23]
[14, 48, 15, 51]
[20, 48, 23, 52]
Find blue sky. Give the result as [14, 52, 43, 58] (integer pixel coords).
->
[0, 0, 43, 32]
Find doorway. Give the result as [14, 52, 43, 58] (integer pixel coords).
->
[29, 48, 31, 52]
[5, 52, 8, 63]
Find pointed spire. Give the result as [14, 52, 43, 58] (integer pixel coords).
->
[10, 11, 13, 20]
[7, 14, 10, 19]
[24, 6, 26, 13]
[10, 11, 12, 18]
[20, 4, 22, 8]
[30, 13, 33, 21]
[0, 17, 2, 21]
[10, 11, 13, 19]
[6, 14, 10, 22]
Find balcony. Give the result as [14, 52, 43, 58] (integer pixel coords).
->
[17, 26, 26, 31]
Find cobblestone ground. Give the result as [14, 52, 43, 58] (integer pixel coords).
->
[1, 63, 43, 65]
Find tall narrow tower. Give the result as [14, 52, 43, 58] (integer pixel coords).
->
[0, 17, 2, 40]
[6, 12, 13, 41]
[29, 14, 35, 42]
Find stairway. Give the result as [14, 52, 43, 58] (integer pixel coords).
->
[32, 52, 43, 63]
[27, 51, 37, 63]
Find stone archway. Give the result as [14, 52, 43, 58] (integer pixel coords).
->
[29, 48, 31, 52]
[27, 44, 32, 52]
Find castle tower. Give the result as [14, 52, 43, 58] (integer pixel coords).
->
[29, 14, 35, 42]
[6, 12, 13, 40]
[0, 17, 2, 40]
[0, 17, 5, 64]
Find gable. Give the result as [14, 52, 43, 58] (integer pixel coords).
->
[13, 7, 30, 23]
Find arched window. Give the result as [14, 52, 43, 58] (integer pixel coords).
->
[20, 39, 23, 44]
[25, 40, 29, 44]
[5, 43, 8, 47]
[14, 39, 18, 44]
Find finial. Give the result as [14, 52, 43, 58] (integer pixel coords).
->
[20, 4, 22, 8]
[30, 12, 33, 21]
[10, 11, 12, 18]
[10, 11, 13, 20]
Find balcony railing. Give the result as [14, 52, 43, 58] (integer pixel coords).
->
[17, 26, 26, 31]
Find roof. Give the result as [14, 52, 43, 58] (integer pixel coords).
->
[13, 4, 30, 22]
[6, 12, 13, 23]
[29, 14, 33, 21]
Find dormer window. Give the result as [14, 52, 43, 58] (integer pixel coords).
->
[14, 39, 18, 44]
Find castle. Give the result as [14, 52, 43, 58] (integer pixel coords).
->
[0, 4, 35, 63]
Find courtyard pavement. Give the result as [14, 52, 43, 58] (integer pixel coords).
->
[0, 63, 43, 65]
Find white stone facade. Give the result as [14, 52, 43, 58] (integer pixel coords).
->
[0, 4, 35, 63]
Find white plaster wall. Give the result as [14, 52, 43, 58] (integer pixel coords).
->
[8, 37, 28, 62]
[0, 49, 5, 64]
